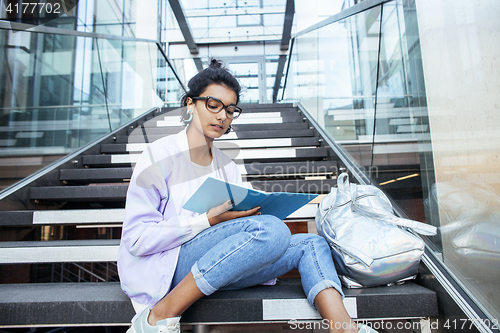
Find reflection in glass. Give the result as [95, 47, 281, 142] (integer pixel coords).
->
[0, 28, 173, 190]
[294, 29, 319, 120]
[227, 61, 263, 104]
[372, 1, 433, 226]
[292, 7, 382, 171]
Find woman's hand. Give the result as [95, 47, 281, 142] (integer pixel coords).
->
[207, 200, 261, 226]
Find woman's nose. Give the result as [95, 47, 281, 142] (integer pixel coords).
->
[217, 108, 228, 121]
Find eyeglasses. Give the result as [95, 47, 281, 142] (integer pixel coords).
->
[191, 96, 242, 119]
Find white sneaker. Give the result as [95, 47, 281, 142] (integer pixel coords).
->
[127, 307, 181, 333]
[358, 323, 379, 333]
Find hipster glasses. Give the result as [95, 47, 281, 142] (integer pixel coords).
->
[191, 96, 242, 119]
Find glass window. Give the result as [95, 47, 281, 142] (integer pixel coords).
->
[263, 13, 285, 26]
[237, 15, 263, 26]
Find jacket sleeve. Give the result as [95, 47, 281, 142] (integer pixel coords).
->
[231, 162, 244, 186]
[120, 151, 210, 257]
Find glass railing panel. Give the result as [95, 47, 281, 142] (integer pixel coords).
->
[164, 64, 185, 107]
[0, 30, 99, 189]
[95, 38, 164, 124]
[78, 0, 158, 40]
[0, 26, 177, 191]
[227, 61, 262, 104]
[371, 0, 433, 224]
[288, 6, 382, 176]
[319, 7, 381, 175]
[281, 42, 296, 102]
[294, 28, 319, 119]
[0, 31, 104, 153]
[265, 55, 279, 103]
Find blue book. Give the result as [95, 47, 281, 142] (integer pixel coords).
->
[183, 177, 318, 220]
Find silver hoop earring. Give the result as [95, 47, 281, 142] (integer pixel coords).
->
[186, 110, 193, 123]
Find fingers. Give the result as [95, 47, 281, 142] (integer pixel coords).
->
[208, 200, 234, 218]
[208, 203, 262, 225]
[222, 199, 235, 213]
[248, 206, 261, 214]
[232, 206, 261, 218]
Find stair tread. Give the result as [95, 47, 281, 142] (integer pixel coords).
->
[0, 281, 438, 325]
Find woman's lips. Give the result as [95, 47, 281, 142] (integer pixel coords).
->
[211, 124, 224, 131]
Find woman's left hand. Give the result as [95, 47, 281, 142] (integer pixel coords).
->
[207, 200, 261, 226]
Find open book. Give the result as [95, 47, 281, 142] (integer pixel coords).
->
[183, 177, 318, 220]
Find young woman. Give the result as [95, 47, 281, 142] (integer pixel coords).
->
[118, 59, 377, 333]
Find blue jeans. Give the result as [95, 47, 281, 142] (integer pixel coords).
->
[170, 214, 344, 308]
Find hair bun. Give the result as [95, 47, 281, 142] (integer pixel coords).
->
[209, 58, 224, 69]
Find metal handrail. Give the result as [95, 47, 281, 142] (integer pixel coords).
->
[0, 103, 120, 111]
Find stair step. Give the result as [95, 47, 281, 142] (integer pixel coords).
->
[120, 129, 316, 143]
[236, 103, 295, 110]
[0, 204, 319, 227]
[126, 121, 309, 135]
[59, 167, 132, 182]
[141, 111, 303, 128]
[60, 161, 337, 183]
[101, 137, 319, 154]
[0, 209, 124, 226]
[0, 280, 438, 326]
[159, 103, 296, 115]
[0, 239, 120, 263]
[30, 178, 330, 202]
[159, 112, 302, 126]
[83, 147, 327, 167]
[30, 184, 128, 202]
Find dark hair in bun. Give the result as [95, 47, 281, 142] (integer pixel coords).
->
[180, 58, 241, 126]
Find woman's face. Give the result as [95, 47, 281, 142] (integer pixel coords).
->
[187, 83, 238, 142]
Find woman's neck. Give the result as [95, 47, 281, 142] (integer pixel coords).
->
[186, 126, 213, 166]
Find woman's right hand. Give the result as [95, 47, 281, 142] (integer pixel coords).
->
[207, 200, 261, 226]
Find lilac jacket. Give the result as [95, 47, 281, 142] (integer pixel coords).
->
[117, 129, 242, 307]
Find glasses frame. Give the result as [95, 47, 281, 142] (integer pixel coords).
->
[191, 96, 243, 119]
